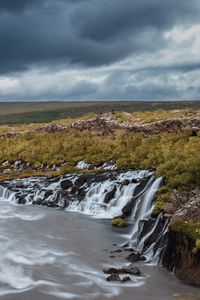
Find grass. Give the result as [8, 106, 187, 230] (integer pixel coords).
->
[0, 127, 199, 195]
[170, 220, 200, 240]
[0, 100, 200, 124]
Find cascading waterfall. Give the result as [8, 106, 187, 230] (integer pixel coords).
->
[0, 185, 15, 201]
[0, 169, 167, 262]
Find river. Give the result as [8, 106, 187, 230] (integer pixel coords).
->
[0, 194, 199, 300]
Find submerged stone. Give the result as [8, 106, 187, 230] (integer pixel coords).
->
[106, 274, 121, 282]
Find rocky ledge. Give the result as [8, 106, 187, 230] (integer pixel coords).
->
[162, 189, 200, 286]
[162, 231, 200, 286]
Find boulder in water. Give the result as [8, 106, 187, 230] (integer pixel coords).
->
[122, 276, 131, 282]
[122, 179, 130, 186]
[106, 274, 121, 282]
[103, 264, 141, 276]
[126, 252, 141, 262]
[17, 195, 26, 204]
[112, 217, 128, 228]
[121, 265, 141, 276]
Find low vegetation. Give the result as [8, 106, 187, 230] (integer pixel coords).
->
[170, 220, 200, 240]
[0, 100, 200, 124]
[112, 218, 128, 228]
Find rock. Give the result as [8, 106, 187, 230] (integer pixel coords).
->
[44, 190, 53, 198]
[110, 249, 122, 253]
[74, 174, 93, 187]
[126, 252, 141, 262]
[60, 179, 73, 190]
[3, 168, 11, 174]
[2, 160, 9, 167]
[13, 160, 22, 168]
[39, 163, 47, 169]
[32, 198, 43, 205]
[131, 178, 138, 184]
[122, 179, 130, 185]
[15, 181, 26, 188]
[103, 265, 141, 276]
[122, 198, 135, 218]
[104, 185, 117, 203]
[162, 231, 200, 286]
[163, 203, 176, 214]
[123, 248, 135, 252]
[17, 195, 26, 204]
[106, 274, 121, 282]
[103, 268, 120, 274]
[122, 276, 131, 283]
[52, 164, 60, 171]
[112, 217, 128, 228]
[164, 213, 173, 218]
[121, 265, 141, 276]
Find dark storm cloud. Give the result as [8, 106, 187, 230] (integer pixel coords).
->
[0, 0, 200, 74]
[0, 0, 43, 11]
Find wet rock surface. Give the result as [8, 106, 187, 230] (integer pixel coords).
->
[103, 264, 141, 278]
[162, 231, 200, 286]
[161, 189, 200, 286]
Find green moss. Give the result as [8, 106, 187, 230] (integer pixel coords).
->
[112, 218, 128, 228]
[170, 219, 200, 240]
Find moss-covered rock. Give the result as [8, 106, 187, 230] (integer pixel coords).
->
[112, 218, 128, 228]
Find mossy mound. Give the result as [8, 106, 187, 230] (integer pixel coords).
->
[112, 218, 128, 228]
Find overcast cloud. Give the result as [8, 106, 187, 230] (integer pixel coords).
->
[0, 0, 200, 101]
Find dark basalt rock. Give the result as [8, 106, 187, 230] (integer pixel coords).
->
[122, 276, 131, 282]
[32, 198, 43, 205]
[131, 178, 138, 184]
[122, 198, 136, 218]
[17, 195, 26, 204]
[123, 248, 135, 252]
[137, 215, 169, 255]
[74, 174, 93, 187]
[121, 265, 141, 276]
[44, 190, 53, 198]
[60, 179, 73, 190]
[126, 252, 141, 262]
[103, 265, 141, 276]
[121, 175, 155, 218]
[122, 179, 130, 186]
[104, 185, 117, 203]
[162, 231, 200, 286]
[106, 274, 121, 282]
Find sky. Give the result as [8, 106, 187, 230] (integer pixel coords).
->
[0, 0, 200, 102]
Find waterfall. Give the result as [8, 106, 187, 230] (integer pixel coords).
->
[0, 169, 168, 262]
[0, 185, 16, 201]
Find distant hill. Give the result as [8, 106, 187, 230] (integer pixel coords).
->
[0, 100, 200, 124]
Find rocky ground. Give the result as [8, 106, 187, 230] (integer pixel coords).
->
[1, 112, 200, 138]
[162, 190, 200, 285]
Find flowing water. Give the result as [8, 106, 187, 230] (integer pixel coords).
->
[0, 171, 199, 300]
